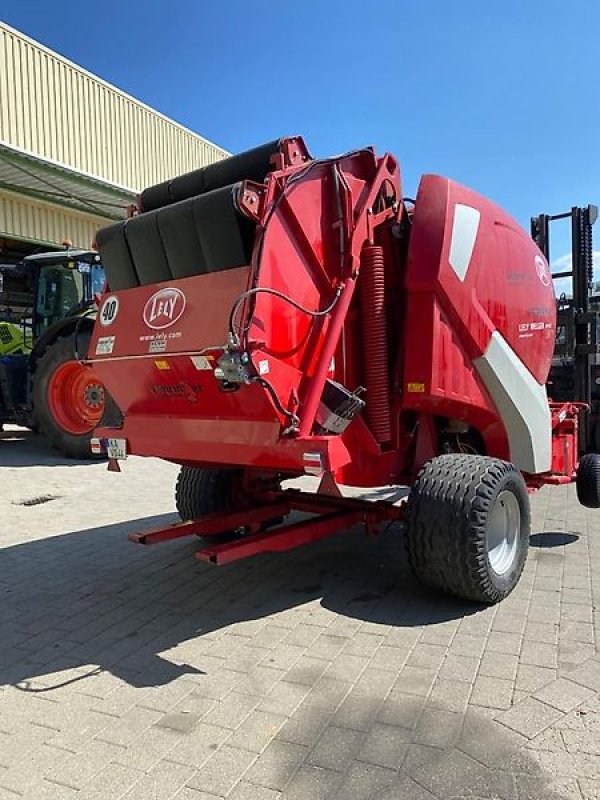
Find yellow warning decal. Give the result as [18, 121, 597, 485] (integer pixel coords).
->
[154, 360, 170, 370]
[407, 382, 426, 393]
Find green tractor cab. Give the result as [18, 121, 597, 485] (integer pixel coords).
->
[0, 249, 108, 459]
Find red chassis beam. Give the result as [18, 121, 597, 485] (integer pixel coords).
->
[128, 489, 406, 565]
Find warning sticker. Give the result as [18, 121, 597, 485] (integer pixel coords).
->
[190, 355, 213, 370]
[154, 360, 170, 371]
[95, 336, 115, 355]
[407, 382, 425, 393]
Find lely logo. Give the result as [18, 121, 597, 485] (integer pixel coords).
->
[143, 288, 186, 330]
[534, 255, 551, 287]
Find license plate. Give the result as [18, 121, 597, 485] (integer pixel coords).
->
[106, 438, 127, 460]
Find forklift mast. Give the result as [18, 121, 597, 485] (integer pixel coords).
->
[531, 205, 598, 451]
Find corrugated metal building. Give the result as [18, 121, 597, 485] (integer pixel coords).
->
[0, 21, 227, 258]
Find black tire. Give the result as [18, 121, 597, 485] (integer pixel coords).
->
[175, 467, 242, 521]
[593, 420, 600, 454]
[405, 454, 530, 604]
[31, 331, 104, 460]
[576, 454, 600, 508]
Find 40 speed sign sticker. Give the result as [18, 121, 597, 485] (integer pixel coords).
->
[99, 295, 120, 326]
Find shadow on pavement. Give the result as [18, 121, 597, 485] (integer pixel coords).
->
[530, 531, 579, 548]
[0, 426, 100, 468]
[0, 512, 480, 693]
[0, 513, 569, 799]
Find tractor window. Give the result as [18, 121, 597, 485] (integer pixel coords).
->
[36, 265, 85, 336]
[90, 264, 105, 295]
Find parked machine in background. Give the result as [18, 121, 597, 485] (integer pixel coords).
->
[89, 136, 600, 604]
[531, 205, 599, 451]
[0, 248, 107, 458]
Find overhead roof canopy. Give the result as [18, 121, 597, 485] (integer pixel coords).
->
[0, 142, 136, 221]
[24, 248, 101, 265]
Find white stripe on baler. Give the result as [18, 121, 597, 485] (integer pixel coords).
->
[474, 331, 552, 474]
[449, 204, 480, 281]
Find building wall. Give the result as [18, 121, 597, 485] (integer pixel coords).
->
[0, 22, 228, 193]
[0, 187, 108, 250]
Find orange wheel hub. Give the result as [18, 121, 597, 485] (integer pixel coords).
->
[47, 361, 105, 435]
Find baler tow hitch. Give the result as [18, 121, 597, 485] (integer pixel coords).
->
[128, 488, 405, 566]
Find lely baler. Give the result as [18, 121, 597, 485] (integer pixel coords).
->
[89, 137, 598, 604]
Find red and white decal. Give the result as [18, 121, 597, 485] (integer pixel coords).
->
[99, 295, 119, 326]
[303, 451, 324, 476]
[143, 288, 186, 330]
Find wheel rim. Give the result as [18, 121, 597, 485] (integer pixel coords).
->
[47, 360, 105, 435]
[486, 490, 521, 576]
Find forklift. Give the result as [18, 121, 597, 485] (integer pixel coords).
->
[531, 204, 599, 451]
[0, 248, 106, 458]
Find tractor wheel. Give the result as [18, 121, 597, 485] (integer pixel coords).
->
[31, 331, 105, 460]
[405, 454, 530, 604]
[175, 467, 242, 521]
[576, 454, 600, 508]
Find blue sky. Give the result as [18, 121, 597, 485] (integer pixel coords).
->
[3, 0, 600, 274]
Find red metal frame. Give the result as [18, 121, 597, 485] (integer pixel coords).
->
[129, 488, 405, 566]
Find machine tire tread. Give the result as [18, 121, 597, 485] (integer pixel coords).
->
[576, 453, 600, 509]
[175, 467, 240, 521]
[405, 454, 530, 604]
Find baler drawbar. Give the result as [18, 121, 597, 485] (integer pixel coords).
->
[90, 136, 598, 604]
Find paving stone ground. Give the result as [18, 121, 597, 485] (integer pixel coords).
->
[1, 426, 599, 799]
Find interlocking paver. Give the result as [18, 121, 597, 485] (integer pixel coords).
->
[497, 697, 564, 739]
[44, 740, 126, 790]
[520, 641, 559, 669]
[75, 762, 143, 799]
[165, 721, 230, 769]
[276, 705, 333, 747]
[333, 761, 397, 800]
[3, 450, 600, 799]
[242, 739, 307, 792]
[439, 650, 479, 684]
[358, 722, 410, 769]
[282, 764, 342, 800]
[228, 782, 282, 800]
[391, 665, 437, 696]
[533, 677, 595, 713]
[226, 710, 287, 753]
[306, 725, 362, 771]
[428, 677, 471, 713]
[516, 663, 558, 693]
[328, 692, 380, 731]
[120, 760, 196, 800]
[414, 707, 464, 749]
[471, 674, 514, 710]
[409, 748, 516, 800]
[186, 745, 257, 796]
